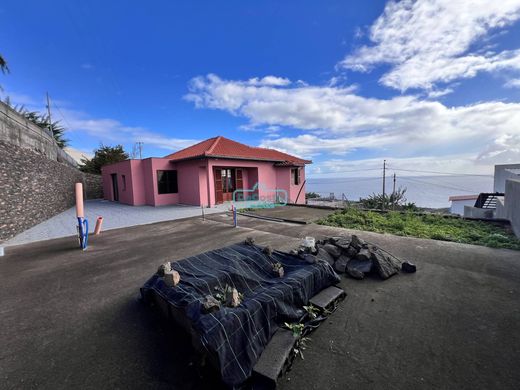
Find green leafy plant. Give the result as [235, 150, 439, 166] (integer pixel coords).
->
[294, 336, 311, 360]
[213, 284, 244, 306]
[303, 304, 320, 319]
[79, 144, 129, 174]
[284, 322, 305, 337]
[0, 54, 8, 74]
[359, 187, 409, 210]
[305, 192, 320, 199]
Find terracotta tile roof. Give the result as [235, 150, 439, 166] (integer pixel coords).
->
[164, 136, 311, 165]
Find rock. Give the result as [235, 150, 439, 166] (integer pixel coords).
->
[371, 249, 400, 280]
[401, 261, 417, 273]
[163, 270, 181, 287]
[350, 235, 366, 250]
[226, 288, 241, 307]
[329, 236, 351, 250]
[272, 263, 285, 277]
[323, 244, 341, 258]
[346, 246, 358, 258]
[346, 268, 364, 280]
[347, 257, 373, 274]
[316, 248, 335, 266]
[333, 255, 349, 273]
[263, 245, 273, 256]
[289, 249, 299, 256]
[157, 262, 171, 276]
[356, 248, 372, 262]
[300, 253, 316, 264]
[245, 236, 255, 246]
[202, 295, 221, 314]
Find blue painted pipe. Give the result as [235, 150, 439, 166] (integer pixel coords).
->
[77, 217, 89, 250]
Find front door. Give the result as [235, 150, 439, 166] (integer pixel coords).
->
[214, 168, 243, 204]
[111, 173, 119, 202]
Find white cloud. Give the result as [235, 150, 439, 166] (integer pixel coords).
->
[427, 87, 454, 99]
[504, 78, 520, 88]
[2, 90, 198, 154]
[247, 76, 291, 86]
[309, 154, 492, 177]
[341, 0, 520, 90]
[185, 74, 520, 173]
[58, 108, 198, 151]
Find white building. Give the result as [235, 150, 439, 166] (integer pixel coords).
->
[448, 195, 479, 216]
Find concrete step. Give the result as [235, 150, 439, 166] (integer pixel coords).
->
[309, 285, 346, 311]
[252, 329, 296, 388]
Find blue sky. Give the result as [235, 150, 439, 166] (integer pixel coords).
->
[2, 0, 520, 177]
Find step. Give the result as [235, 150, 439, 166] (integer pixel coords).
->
[309, 286, 346, 311]
[252, 329, 296, 388]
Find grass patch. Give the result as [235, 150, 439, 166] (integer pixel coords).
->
[317, 208, 520, 250]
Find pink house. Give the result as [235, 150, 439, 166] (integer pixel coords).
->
[101, 136, 311, 207]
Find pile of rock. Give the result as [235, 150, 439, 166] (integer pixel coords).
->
[311, 235, 416, 280]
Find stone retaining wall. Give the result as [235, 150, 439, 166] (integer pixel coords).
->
[0, 141, 102, 242]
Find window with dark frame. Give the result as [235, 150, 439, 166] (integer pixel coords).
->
[291, 168, 300, 185]
[157, 170, 178, 194]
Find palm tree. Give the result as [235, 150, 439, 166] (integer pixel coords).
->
[0, 54, 9, 74]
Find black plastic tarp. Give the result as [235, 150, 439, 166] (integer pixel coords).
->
[141, 243, 340, 387]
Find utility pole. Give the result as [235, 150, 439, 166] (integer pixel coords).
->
[392, 173, 396, 210]
[137, 141, 143, 159]
[382, 159, 386, 210]
[46, 92, 52, 135]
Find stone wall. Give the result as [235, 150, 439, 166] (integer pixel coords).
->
[0, 141, 102, 242]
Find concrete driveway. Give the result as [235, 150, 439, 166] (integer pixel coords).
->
[4, 199, 227, 247]
[1, 211, 520, 389]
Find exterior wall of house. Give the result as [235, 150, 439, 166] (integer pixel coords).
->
[275, 166, 306, 205]
[101, 160, 135, 205]
[177, 159, 205, 205]
[101, 157, 308, 207]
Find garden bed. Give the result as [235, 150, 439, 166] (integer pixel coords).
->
[317, 208, 520, 250]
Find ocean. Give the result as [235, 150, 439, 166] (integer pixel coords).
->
[306, 175, 494, 209]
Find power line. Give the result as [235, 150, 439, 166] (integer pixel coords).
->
[52, 100, 74, 130]
[388, 167, 493, 177]
[308, 176, 382, 184]
[399, 176, 478, 194]
[312, 167, 382, 175]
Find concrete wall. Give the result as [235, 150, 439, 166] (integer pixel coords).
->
[503, 179, 520, 237]
[463, 206, 495, 219]
[496, 196, 507, 220]
[0, 101, 77, 167]
[494, 164, 520, 193]
[0, 141, 102, 242]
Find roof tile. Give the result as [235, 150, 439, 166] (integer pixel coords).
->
[164, 136, 311, 165]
